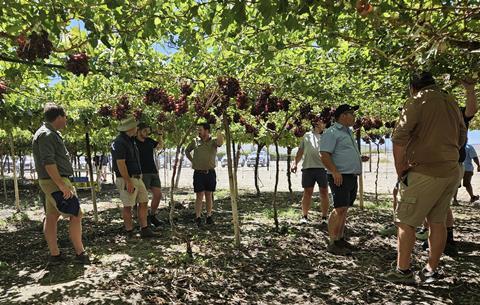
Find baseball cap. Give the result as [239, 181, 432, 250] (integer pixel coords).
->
[334, 104, 359, 119]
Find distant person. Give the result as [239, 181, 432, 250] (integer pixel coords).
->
[453, 143, 480, 203]
[291, 116, 330, 225]
[111, 117, 157, 238]
[388, 72, 466, 284]
[135, 123, 164, 227]
[320, 104, 369, 255]
[32, 103, 89, 264]
[185, 123, 223, 227]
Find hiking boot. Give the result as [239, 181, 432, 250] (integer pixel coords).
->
[384, 269, 415, 284]
[470, 195, 479, 203]
[327, 240, 352, 256]
[195, 217, 202, 228]
[443, 241, 458, 257]
[337, 237, 356, 250]
[420, 267, 444, 284]
[148, 214, 162, 227]
[74, 252, 91, 265]
[379, 224, 397, 237]
[416, 227, 429, 241]
[299, 216, 309, 225]
[140, 226, 158, 238]
[48, 253, 66, 266]
[206, 215, 215, 225]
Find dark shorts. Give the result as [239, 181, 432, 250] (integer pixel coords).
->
[327, 174, 358, 208]
[142, 173, 161, 189]
[193, 170, 216, 193]
[463, 171, 473, 186]
[302, 168, 328, 188]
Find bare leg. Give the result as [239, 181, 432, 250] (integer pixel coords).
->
[122, 206, 133, 231]
[195, 192, 205, 218]
[44, 212, 60, 256]
[205, 191, 213, 216]
[426, 221, 447, 270]
[319, 187, 329, 218]
[396, 223, 416, 270]
[301, 187, 314, 217]
[150, 187, 162, 214]
[69, 215, 85, 255]
[328, 207, 347, 241]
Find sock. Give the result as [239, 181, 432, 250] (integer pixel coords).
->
[447, 227, 454, 242]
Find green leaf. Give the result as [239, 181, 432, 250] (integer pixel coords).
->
[258, 0, 274, 24]
[233, 1, 247, 25]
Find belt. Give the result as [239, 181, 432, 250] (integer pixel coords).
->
[131, 174, 142, 179]
[61, 175, 71, 178]
[194, 169, 215, 174]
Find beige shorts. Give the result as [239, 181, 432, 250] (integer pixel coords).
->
[115, 177, 149, 207]
[395, 165, 461, 227]
[39, 178, 82, 218]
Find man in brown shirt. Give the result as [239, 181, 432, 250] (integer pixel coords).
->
[186, 123, 224, 227]
[387, 72, 466, 284]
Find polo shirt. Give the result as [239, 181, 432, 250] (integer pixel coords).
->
[299, 131, 324, 169]
[111, 132, 142, 177]
[464, 144, 478, 172]
[185, 137, 219, 170]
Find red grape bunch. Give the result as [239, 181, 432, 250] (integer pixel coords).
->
[294, 126, 307, 138]
[174, 95, 189, 116]
[133, 108, 143, 120]
[112, 98, 131, 120]
[384, 121, 396, 129]
[236, 91, 250, 110]
[16, 31, 53, 61]
[245, 123, 259, 136]
[144, 88, 167, 105]
[299, 104, 313, 120]
[98, 105, 113, 118]
[267, 122, 276, 131]
[372, 118, 383, 129]
[0, 81, 7, 100]
[157, 112, 167, 123]
[180, 83, 194, 96]
[202, 112, 217, 125]
[66, 53, 89, 76]
[218, 76, 241, 98]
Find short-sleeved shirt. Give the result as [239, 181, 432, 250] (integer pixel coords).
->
[458, 109, 474, 162]
[135, 137, 158, 174]
[111, 132, 142, 177]
[299, 131, 324, 169]
[463, 144, 478, 172]
[32, 122, 74, 179]
[186, 137, 219, 170]
[320, 123, 361, 175]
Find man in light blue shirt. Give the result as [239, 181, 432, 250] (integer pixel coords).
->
[454, 144, 480, 203]
[320, 104, 368, 255]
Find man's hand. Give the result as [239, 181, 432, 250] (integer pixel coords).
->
[291, 164, 298, 173]
[361, 155, 370, 162]
[126, 179, 135, 193]
[332, 171, 343, 186]
[59, 184, 74, 199]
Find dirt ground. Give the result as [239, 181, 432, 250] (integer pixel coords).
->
[0, 156, 479, 305]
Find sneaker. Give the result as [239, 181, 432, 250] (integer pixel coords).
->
[206, 215, 215, 225]
[416, 228, 429, 241]
[420, 267, 444, 284]
[379, 224, 397, 237]
[74, 252, 91, 265]
[443, 241, 458, 257]
[327, 240, 352, 256]
[384, 269, 415, 284]
[337, 237, 356, 250]
[195, 217, 202, 228]
[299, 216, 309, 225]
[48, 253, 66, 265]
[470, 195, 479, 203]
[140, 226, 158, 238]
[148, 214, 162, 227]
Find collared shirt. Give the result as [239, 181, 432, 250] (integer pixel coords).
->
[185, 137, 219, 170]
[392, 85, 467, 178]
[299, 130, 324, 169]
[320, 123, 361, 174]
[32, 122, 74, 179]
[463, 144, 478, 172]
[135, 137, 159, 174]
[111, 132, 142, 177]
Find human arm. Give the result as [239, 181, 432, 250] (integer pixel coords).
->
[321, 152, 342, 186]
[462, 79, 478, 118]
[215, 130, 224, 147]
[185, 141, 195, 162]
[393, 143, 409, 178]
[44, 164, 74, 199]
[291, 148, 304, 173]
[116, 160, 134, 193]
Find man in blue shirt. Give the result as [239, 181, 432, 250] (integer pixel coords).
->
[454, 144, 480, 203]
[320, 104, 368, 255]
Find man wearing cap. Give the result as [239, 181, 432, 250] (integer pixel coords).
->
[111, 116, 156, 238]
[291, 116, 330, 225]
[320, 104, 367, 255]
[135, 122, 164, 227]
[388, 72, 466, 284]
[33, 103, 89, 264]
[185, 122, 224, 227]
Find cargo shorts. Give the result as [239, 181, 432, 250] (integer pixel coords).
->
[115, 177, 149, 207]
[39, 177, 82, 218]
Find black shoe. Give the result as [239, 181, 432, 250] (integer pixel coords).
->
[444, 241, 458, 257]
[422, 240, 429, 251]
[470, 195, 479, 203]
[125, 229, 134, 238]
[48, 253, 66, 265]
[148, 214, 162, 227]
[206, 216, 215, 225]
[195, 217, 202, 228]
[337, 237, 356, 250]
[327, 240, 352, 256]
[140, 226, 158, 238]
[74, 252, 91, 265]
[420, 267, 444, 284]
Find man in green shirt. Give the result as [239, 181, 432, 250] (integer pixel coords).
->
[185, 123, 224, 227]
[32, 103, 89, 264]
[291, 117, 330, 225]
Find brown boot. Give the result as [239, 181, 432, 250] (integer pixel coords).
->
[140, 226, 158, 238]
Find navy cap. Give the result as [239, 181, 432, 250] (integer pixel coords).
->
[334, 104, 359, 118]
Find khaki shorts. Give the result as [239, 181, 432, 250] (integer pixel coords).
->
[395, 166, 461, 227]
[115, 177, 149, 207]
[39, 178, 82, 218]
